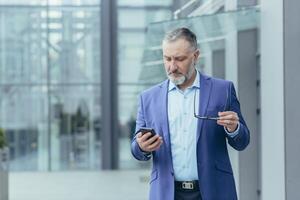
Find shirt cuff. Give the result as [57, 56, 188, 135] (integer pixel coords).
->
[142, 151, 151, 158]
[225, 122, 240, 138]
[139, 147, 152, 158]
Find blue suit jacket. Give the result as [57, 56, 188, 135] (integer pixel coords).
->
[131, 73, 250, 200]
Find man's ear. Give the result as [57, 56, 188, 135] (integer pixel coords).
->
[194, 49, 200, 61]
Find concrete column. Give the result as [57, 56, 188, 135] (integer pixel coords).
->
[283, 0, 300, 199]
[261, 0, 285, 199]
[101, 0, 119, 169]
[237, 29, 259, 200]
[261, 0, 300, 199]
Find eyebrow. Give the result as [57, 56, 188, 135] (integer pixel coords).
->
[163, 55, 187, 59]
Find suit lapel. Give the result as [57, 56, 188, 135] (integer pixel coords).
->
[156, 80, 171, 152]
[156, 75, 212, 154]
[197, 74, 212, 141]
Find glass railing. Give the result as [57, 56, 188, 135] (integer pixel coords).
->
[139, 6, 260, 85]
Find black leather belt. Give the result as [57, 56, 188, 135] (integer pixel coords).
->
[175, 180, 199, 191]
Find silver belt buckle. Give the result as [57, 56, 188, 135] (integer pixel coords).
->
[182, 181, 194, 189]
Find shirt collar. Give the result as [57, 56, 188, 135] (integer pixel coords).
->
[168, 70, 200, 92]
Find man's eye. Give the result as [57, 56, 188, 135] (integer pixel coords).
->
[176, 57, 185, 61]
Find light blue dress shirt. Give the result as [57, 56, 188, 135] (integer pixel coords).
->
[167, 70, 239, 181]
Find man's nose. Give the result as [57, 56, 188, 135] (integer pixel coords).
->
[169, 60, 178, 72]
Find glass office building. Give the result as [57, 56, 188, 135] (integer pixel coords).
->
[0, 0, 259, 171]
[0, 0, 175, 171]
[1, 0, 300, 199]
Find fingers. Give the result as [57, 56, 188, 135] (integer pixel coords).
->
[143, 134, 160, 146]
[137, 132, 153, 142]
[137, 132, 163, 152]
[146, 137, 163, 152]
[218, 111, 239, 121]
[217, 111, 239, 132]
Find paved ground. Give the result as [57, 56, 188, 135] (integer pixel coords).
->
[9, 170, 150, 200]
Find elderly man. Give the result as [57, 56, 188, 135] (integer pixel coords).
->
[131, 27, 250, 200]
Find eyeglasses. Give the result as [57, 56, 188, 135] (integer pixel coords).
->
[193, 85, 231, 120]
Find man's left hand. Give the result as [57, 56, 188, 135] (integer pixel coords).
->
[217, 111, 239, 133]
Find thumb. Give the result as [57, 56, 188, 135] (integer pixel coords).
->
[137, 132, 142, 138]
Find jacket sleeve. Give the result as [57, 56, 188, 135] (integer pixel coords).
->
[226, 82, 250, 151]
[131, 94, 152, 161]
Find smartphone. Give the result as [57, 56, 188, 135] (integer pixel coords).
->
[139, 127, 156, 138]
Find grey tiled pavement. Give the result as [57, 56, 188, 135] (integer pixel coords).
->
[9, 170, 150, 200]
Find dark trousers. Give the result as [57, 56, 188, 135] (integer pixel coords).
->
[175, 189, 202, 200]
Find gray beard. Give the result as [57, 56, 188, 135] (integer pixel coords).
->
[167, 64, 195, 86]
[169, 75, 186, 85]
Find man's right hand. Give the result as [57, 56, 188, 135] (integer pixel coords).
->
[136, 132, 163, 153]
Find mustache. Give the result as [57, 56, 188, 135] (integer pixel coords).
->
[167, 70, 183, 76]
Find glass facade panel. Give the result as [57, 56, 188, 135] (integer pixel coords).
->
[117, 1, 173, 169]
[50, 85, 101, 170]
[119, 9, 171, 29]
[0, 0, 47, 5]
[118, 0, 172, 6]
[0, 0, 101, 171]
[0, 86, 48, 171]
[0, 5, 48, 84]
[141, 7, 260, 82]
[48, 6, 101, 84]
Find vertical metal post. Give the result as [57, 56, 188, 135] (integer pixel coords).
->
[284, 0, 300, 199]
[46, 0, 52, 171]
[101, 0, 119, 169]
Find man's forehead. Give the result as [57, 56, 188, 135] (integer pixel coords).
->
[162, 38, 192, 48]
[162, 39, 193, 56]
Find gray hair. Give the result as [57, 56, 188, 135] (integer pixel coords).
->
[163, 27, 198, 50]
